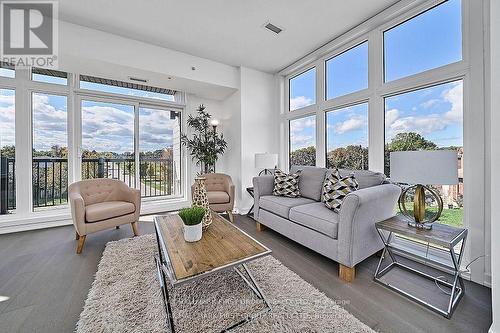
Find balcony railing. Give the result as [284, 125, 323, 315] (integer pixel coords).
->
[0, 156, 177, 214]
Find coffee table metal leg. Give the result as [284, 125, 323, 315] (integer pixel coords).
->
[155, 256, 175, 333]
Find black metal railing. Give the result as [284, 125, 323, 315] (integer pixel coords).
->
[0, 156, 176, 214]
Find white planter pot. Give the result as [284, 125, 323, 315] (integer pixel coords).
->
[183, 223, 202, 242]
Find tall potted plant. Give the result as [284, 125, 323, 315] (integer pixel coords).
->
[181, 104, 227, 174]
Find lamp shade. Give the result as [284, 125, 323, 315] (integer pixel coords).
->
[390, 150, 458, 185]
[255, 153, 278, 169]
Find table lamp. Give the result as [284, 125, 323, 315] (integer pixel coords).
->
[390, 150, 458, 230]
[255, 153, 278, 175]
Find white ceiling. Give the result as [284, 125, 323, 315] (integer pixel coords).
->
[59, 0, 398, 73]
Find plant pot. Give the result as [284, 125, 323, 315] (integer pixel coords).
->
[183, 223, 202, 242]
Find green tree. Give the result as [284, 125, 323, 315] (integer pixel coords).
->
[385, 132, 438, 175]
[0, 145, 15, 158]
[327, 145, 368, 170]
[290, 146, 316, 166]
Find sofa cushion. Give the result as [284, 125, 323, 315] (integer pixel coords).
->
[273, 169, 301, 198]
[331, 169, 386, 189]
[86, 201, 135, 223]
[207, 191, 230, 204]
[290, 165, 328, 201]
[289, 202, 339, 239]
[259, 195, 315, 219]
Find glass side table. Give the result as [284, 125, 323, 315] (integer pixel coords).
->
[374, 215, 467, 319]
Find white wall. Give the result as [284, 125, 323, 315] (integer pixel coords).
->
[186, 68, 278, 212]
[239, 67, 279, 210]
[488, 0, 500, 331]
[58, 21, 238, 100]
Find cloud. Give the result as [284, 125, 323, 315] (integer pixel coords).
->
[420, 99, 440, 109]
[290, 116, 315, 134]
[443, 82, 463, 123]
[290, 96, 313, 110]
[385, 82, 463, 140]
[334, 116, 366, 134]
[291, 134, 315, 149]
[385, 109, 400, 126]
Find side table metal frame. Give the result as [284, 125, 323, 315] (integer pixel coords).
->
[373, 227, 467, 318]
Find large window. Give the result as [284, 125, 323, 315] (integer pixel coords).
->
[289, 115, 316, 166]
[385, 80, 464, 227]
[0, 89, 15, 214]
[326, 103, 368, 170]
[0, 63, 15, 79]
[384, 0, 462, 82]
[326, 42, 368, 99]
[81, 100, 136, 187]
[32, 93, 68, 210]
[289, 68, 316, 111]
[32, 68, 68, 85]
[139, 107, 181, 197]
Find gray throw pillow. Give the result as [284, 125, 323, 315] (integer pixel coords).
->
[273, 169, 301, 198]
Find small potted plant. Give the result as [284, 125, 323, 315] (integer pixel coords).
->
[178, 206, 205, 242]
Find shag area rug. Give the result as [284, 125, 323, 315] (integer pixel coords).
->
[76, 234, 373, 333]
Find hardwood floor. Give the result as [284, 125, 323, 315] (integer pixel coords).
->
[0, 214, 492, 332]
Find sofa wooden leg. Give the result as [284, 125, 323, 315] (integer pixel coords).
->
[339, 264, 355, 282]
[256, 222, 267, 232]
[227, 211, 234, 223]
[76, 235, 86, 254]
[75, 231, 80, 240]
[131, 222, 139, 236]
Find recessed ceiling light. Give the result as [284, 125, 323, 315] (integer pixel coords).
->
[264, 22, 283, 34]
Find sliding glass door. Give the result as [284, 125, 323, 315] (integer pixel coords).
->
[139, 106, 181, 197]
[80, 99, 136, 187]
[77, 98, 182, 200]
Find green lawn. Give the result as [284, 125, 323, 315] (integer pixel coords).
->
[395, 206, 464, 228]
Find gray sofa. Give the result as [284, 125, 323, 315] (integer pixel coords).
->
[252, 166, 401, 282]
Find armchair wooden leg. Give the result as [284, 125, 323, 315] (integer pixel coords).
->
[256, 222, 267, 232]
[131, 222, 139, 236]
[227, 210, 234, 223]
[75, 231, 80, 240]
[76, 235, 86, 254]
[339, 264, 355, 282]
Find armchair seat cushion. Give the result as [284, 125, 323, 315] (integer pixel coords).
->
[207, 191, 230, 204]
[259, 195, 315, 219]
[85, 201, 135, 223]
[289, 202, 339, 239]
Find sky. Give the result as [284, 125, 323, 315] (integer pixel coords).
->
[0, 89, 178, 155]
[290, 0, 462, 152]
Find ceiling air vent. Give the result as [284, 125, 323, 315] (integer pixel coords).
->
[264, 22, 283, 34]
[128, 76, 148, 83]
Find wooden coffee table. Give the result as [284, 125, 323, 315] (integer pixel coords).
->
[154, 211, 272, 333]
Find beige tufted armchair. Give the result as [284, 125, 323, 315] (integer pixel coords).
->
[69, 178, 141, 254]
[192, 173, 235, 222]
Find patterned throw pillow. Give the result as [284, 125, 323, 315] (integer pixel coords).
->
[273, 169, 301, 197]
[322, 171, 359, 212]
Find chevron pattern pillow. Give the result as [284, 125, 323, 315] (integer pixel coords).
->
[322, 172, 359, 212]
[273, 169, 302, 197]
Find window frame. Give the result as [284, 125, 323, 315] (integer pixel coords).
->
[324, 101, 370, 170]
[325, 40, 369, 101]
[0, 66, 187, 229]
[280, 0, 487, 285]
[287, 66, 318, 113]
